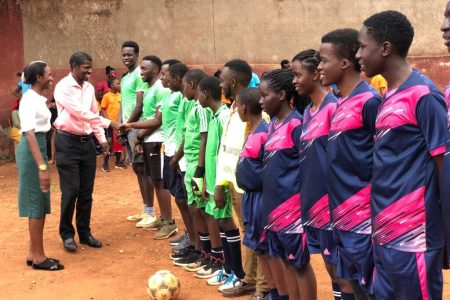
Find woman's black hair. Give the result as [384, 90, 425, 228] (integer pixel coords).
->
[262, 69, 296, 102]
[24, 61, 47, 85]
[292, 49, 321, 72]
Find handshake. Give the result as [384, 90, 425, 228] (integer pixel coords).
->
[109, 121, 133, 133]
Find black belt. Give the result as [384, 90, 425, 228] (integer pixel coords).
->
[56, 130, 93, 143]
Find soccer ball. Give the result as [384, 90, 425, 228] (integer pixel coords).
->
[146, 270, 180, 300]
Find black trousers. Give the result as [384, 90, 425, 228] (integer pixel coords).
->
[55, 131, 97, 240]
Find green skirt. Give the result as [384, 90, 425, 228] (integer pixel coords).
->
[16, 133, 50, 218]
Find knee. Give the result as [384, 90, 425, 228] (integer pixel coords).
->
[218, 218, 237, 231]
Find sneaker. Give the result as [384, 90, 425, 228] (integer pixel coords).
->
[172, 235, 191, 252]
[170, 245, 194, 260]
[206, 267, 230, 286]
[136, 214, 157, 228]
[220, 275, 256, 296]
[194, 257, 224, 279]
[127, 211, 146, 221]
[143, 217, 164, 230]
[102, 165, 110, 172]
[173, 249, 201, 267]
[115, 161, 127, 169]
[170, 231, 189, 246]
[153, 221, 178, 240]
[184, 251, 212, 272]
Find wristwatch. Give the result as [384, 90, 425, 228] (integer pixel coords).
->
[38, 164, 48, 171]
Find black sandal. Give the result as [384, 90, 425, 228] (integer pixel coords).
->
[32, 258, 64, 271]
[26, 258, 60, 266]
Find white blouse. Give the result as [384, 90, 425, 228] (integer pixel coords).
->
[19, 89, 51, 133]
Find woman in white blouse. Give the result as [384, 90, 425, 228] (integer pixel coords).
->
[17, 61, 64, 271]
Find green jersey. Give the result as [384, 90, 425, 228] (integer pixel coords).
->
[142, 79, 170, 142]
[120, 66, 148, 122]
[183, 100, 212, 158]
[161, 91, 182, 156]
[205, 104, 230, 194]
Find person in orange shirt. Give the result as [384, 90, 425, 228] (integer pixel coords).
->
[370, 74, 388, 96]
[101, 77, 126, 171]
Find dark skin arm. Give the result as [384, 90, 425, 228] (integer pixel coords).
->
[131, 109, 162, 153]
[12, 86, 22, 99]
[126, 91, 144, 122]
[434, 154, 450, 269]
[198, 132, 207, 169]
[170, 140, 184, 170]
[25, 130, 50, 192]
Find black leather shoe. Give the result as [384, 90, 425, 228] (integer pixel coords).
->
[63, 238, 78, 252]
[79, 234, 102, 248]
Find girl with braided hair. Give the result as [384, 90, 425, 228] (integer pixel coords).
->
[258, 69, 317, 300]
[293, 49, 354, 300]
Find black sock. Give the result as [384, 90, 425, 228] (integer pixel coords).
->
[341, 292, 355, 300]
[103, 154, 109, 167]
[198, 232, 211, 254]
[211, 247, 223, 261]
[115, 152, 121, 163]
[333, 282, 342, 300]
[270, 289, 280, 300]
[220, 232, 232, 274]
[278, 295, 289, 300]
[225, 228, 245, 279]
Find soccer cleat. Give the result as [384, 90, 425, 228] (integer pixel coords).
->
[194, 257, 224, 279]
[143, 217, 164, 230]
[173, 249, 201, 267]
[126, 211, 146, 221]
[136, 214, 157, 228]
[184, 251, 212, 272]
[206, 267, 230, 286]
[153, 221, 178, 240]
[170, 231, 189, 246]
[115, 161, 127, 169]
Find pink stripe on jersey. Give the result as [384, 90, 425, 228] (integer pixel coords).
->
[430, 145, 446, 157]
[265, 118, 302, 151]
[306, 194, 331, 229]
[240, 132, 268, 159]
[416, 252, 430, 300]
[332, 185, 371, 234]
[330, 92, 373, 132]
[373, 186, 426, 251]
[266, 193, 303, 234]
[376, 85, 430, 130]
[301, 103, 337, 141]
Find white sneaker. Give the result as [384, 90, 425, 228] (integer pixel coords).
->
[136, 214, 157, 228]
[126, 211, 146, 221]
[218, 273, 240, 292]
[207, 268, 230, 286]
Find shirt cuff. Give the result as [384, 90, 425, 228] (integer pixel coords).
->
[101, 117, 112, 128]
[429, 145, 446, 157]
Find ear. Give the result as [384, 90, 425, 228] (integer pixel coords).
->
[381, 41, 392, 57]
[341, 58, 351, 71]
[189, 81, 195, 89]
[279, 90, 287, 102]
[232, 78, 237, 87]
[311, 69, 320, 81]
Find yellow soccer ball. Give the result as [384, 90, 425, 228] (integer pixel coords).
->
[146, 270, 180, 300]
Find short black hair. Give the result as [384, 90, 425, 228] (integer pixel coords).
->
[224, 59, 252, 86]
[280, 59, 290, 67]
[292, 49, 321, 72]
[24, 61, 47, 85]
[142, 55, 162, 72]
[121, 40, 139, 54]
[262, 69, 296, 103]
[107, 77, 119, 88]
[162, 59, 182, 67]
[363, 10, 414, 58]
[237, 87, 262, 115]
[168, 63, 189, 79]
[69, 52, 92, 70]
[184, 69, 207, 85]
[321, 29, 361, 72]
[105, 65, 115, 74]
[198, 76, 222, 101]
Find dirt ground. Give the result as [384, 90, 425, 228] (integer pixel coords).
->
[0, 160, 449, 300]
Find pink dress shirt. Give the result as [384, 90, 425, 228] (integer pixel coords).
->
[54, 73, 111, 143]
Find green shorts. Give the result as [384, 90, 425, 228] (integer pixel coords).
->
[205, 188, 232, 219]
[184, 155, 208, 208]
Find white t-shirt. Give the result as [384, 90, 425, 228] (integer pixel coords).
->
[19, 89, 51, 133]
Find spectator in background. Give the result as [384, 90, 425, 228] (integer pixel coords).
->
[370, 74, 388, 97]
[100, 77, 126, 172]
[12, 71, 32, 99]
[96, 66, 116, 101]
[280, 59, 291, 69]
[248, 72, 260, 88]
[9, 98, 21, 160]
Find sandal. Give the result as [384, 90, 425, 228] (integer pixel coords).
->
[26, 258, 59, 266]
[32, 258, 64, 271]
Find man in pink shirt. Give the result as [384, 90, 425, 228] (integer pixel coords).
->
[54, 52, 120, 252]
